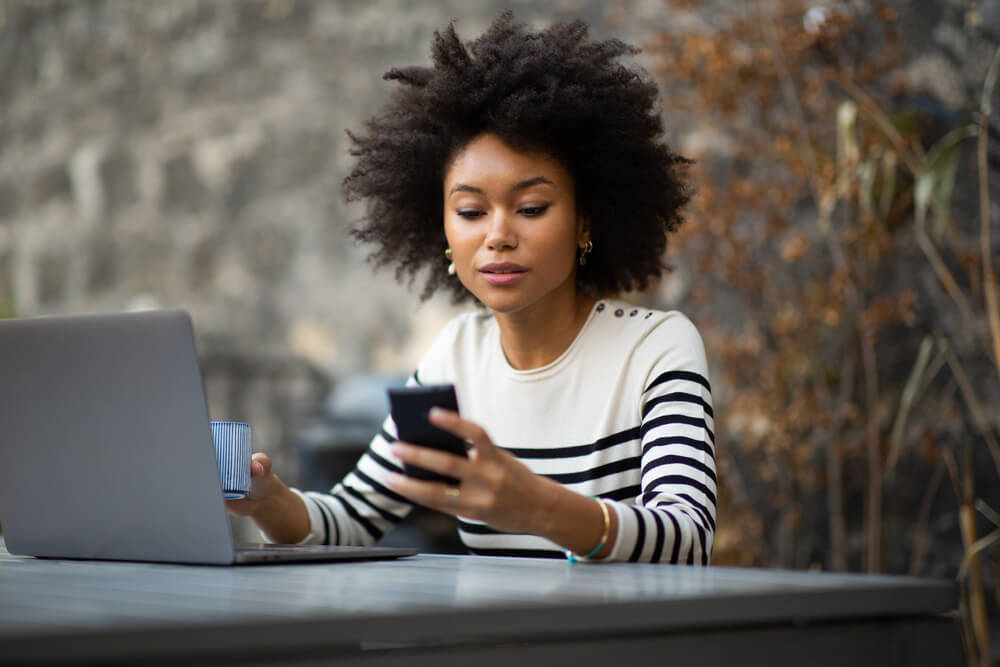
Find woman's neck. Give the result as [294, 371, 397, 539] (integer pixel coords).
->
[493, 292, 597, 370]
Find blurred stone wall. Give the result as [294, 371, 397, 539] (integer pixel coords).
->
[0, 0, 626, 484]
[0, 0, 617, 366]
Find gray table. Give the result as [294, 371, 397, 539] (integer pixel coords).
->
[0, 538, 961, 666]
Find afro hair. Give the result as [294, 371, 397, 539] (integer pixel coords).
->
[343, 10, 692, 302]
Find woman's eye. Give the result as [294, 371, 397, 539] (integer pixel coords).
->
[457, 210, 485, 220]
[519, 204, 549, 217]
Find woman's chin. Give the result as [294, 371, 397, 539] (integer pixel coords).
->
[475, 294, 528, 315]
[467, 274, 581, 318]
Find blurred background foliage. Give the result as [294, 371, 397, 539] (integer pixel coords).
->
[640, 1, 999, 662]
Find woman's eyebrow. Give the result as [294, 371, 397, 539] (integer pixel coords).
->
[448, 176, 555, 197]
[512, 176, 555, 191]
[448, 183, 485, 196]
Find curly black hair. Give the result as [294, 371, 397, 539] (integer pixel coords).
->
[343, 11, 692, 303]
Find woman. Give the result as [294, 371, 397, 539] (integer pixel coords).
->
[228, 12, 716, 564]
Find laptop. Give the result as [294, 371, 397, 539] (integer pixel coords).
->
[0, 309, 416, 565]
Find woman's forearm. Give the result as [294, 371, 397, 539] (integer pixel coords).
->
[252, 482, 312, 544]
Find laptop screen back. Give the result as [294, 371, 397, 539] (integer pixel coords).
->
[0, 310, 237, 564]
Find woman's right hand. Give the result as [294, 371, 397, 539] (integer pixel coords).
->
[225, 453, 281, 518]
[224, 453, 312, 544]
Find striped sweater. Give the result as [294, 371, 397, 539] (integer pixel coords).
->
[287, 299, 717, 564]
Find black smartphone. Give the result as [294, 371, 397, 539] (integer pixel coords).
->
[387, 384, 467, 484]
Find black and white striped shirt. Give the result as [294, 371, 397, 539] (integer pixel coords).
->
[287, 299, 716, 564]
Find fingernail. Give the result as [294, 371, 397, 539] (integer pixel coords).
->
[429, 407, 445, 420]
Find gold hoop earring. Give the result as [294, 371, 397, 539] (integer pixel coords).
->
[445, 248, 456, 275]
[578, 240, 593, 266]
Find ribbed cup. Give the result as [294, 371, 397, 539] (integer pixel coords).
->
[211, 421, 251, 500]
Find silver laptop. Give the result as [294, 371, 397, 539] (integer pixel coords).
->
[0, 309, 415, 565]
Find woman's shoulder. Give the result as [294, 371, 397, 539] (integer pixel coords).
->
[588, 298, 707, 374]
[590, 298, 701, 341]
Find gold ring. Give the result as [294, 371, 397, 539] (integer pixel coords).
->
[444, 486, 461, 503]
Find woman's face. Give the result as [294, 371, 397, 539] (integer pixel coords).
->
[443, 133, 588, 316]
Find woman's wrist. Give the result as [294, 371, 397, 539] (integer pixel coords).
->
[252, 477, 310, 544]
[530, 478, 616, 559]
[570, 498, 611, 560]
[527, 475, 569, 537]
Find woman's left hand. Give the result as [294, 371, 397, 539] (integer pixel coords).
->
[387, 408, 550, 535]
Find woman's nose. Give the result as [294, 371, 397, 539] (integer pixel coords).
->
[485, 210, 517, 250]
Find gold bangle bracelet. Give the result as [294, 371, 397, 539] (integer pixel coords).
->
[594, 498, 611, 553]
[567, 497, 610, 562]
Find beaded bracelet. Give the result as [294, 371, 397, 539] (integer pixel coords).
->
[566, 498, 610, 563]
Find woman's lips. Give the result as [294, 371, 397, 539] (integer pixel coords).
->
[479, 262, 527, 286]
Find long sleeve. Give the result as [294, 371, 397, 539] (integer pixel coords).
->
[282, 379, 422, 547]
[604, 319, 717, 564]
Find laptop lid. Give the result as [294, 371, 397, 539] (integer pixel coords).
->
[0, 309, 239, 564]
